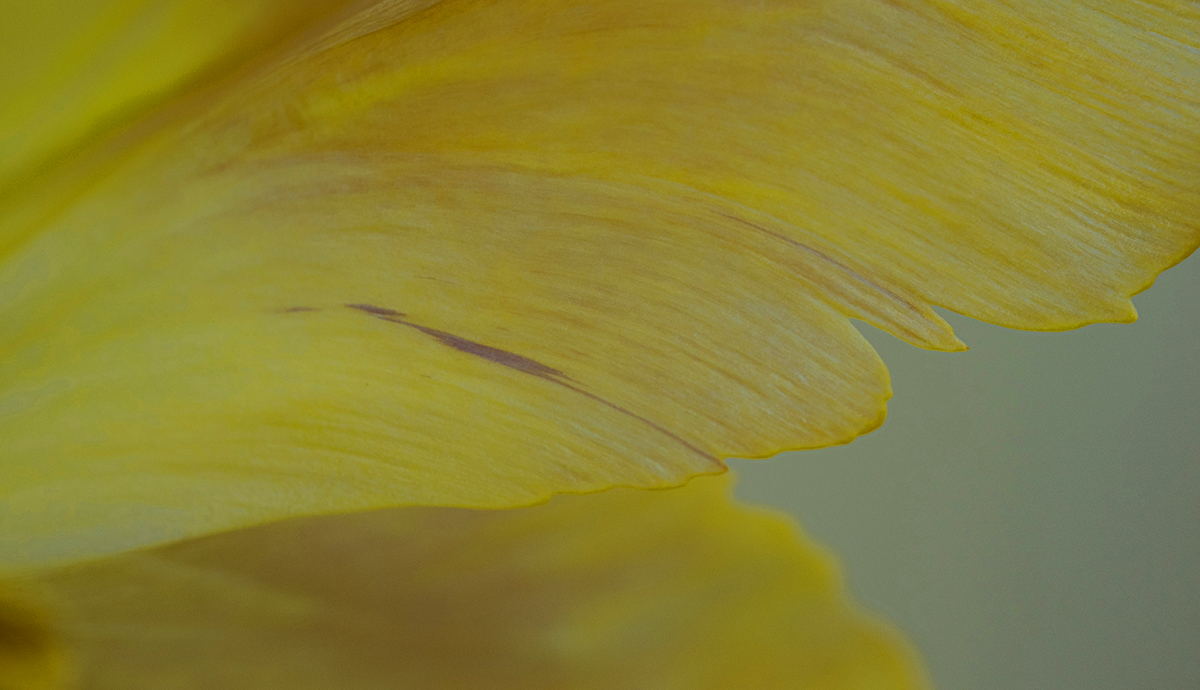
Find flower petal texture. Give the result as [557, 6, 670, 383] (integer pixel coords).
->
[1, 475, 924, 690]
[2, 0, 1198, 566]
[0, 0, 365, 190]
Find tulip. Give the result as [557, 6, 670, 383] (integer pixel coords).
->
[2, 1, 1196, 687]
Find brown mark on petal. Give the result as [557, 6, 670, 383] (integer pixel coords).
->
[550, 379, 718, 465]
[346, 303, 407, 317]
[715, 211, 925, 320]
[345, 303, 719, 465]
[406, 324, 571, 381]
[280, 306, 320, 313]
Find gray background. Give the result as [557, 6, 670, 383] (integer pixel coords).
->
[733, 254, 1200, 690]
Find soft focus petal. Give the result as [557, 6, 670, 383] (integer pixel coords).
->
[1, 474, 925, 690]
[2, 0, 1198, 566]
[0, 580, 69, 690]
[0, 0, 367, 190]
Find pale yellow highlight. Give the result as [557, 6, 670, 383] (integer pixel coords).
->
[1, 0, 1198, 568]
[2, 475, 926, 690]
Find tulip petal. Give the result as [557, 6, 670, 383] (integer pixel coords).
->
[0, 581, 69, 690]
[4, 475, 925, 690]
[2, 0, 1198, 566]
[0, 0, 372, 191]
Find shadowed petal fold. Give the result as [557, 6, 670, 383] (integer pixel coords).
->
[1, 475, 926, 690]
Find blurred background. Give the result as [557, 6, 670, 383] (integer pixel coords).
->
[734, 254, 1200, 690]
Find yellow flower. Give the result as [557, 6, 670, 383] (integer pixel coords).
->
[1, 0, 1196, 688]
[4, 475, 931, 689]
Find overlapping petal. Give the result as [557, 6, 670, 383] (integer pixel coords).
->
[2, 0, 1198, 567]
[1, 475, 925, 690]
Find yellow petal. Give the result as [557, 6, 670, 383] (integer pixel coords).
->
[0, 0, 367, 191]
[2, 1, 1198, 566]
[0, 582, 68, 690]
[3, 474, 926, 690]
